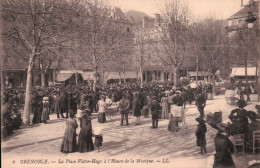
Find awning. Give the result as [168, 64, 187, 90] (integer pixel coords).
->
[230, 67, 257, 77]
[56, 73, 73, 82]
[188, 71, 210, 77]
[107, 71, 138, 80]
[81, 72, 95, 80]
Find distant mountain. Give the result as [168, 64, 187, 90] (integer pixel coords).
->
[125, 10, 154, 23]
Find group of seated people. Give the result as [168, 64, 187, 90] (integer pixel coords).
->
[228, 99, 260, 151]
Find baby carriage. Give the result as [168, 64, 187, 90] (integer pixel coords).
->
[206, 111, 222, 136]
[225, 90, 239, 105]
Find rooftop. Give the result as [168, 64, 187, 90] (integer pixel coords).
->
[228, 1, 259, 20]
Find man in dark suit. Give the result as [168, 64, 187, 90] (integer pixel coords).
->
[150, 96, 161, 128]
[196, 93, 206, 118]
[119, 94, 131, 126]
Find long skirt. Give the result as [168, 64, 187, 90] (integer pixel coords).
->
[98, 113, 106, 123]
[32, 107, 42, 124]
[168, 117, 179, 132]
[213, 154, 235, 168]
[161, 103, 169, 119]
[60, 133, 77, 153]
[41, 108, 49, 122]
[78, 131, 94, 153]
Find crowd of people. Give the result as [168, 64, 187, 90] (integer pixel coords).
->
[1, 87, 24, 138]
[1, 79, 260, 167]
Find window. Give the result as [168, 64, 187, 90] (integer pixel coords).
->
[158, 71, 161, 81]
[232, 20, 237, 26]
[238, 19, 243, 27]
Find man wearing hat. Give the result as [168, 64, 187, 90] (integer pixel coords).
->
[229, 99, 249, 135]
[196, 93, 206, 118]
[213, 123, 235, 168]
[150, 96, 161, 128]
[119, 94, 131, 126]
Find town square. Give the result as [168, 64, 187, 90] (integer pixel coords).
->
[1, 0, 260, 168]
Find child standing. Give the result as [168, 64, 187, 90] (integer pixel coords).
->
[93, 127, 103, 152]
[195, 117, 207, 154]
[150, 96, 161, 128]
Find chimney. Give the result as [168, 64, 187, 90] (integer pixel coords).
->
[155, 13, 161, 26]
[143, 16, 149, 28]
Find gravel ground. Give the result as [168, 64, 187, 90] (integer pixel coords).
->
[1, 94, 260, 168]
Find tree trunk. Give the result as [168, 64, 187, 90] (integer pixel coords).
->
[245, 60, 248, 85]
[123, 64, 126, 84]
[75, 71, 78, 86]
[140, 67, 143, 88]
[119, 72, 122, 84]
[173, 66, 178, 86]
[93, 68, 97, 92]
[41, 72, 46, 88]
[212, 74, 216, 96]
[23, 56, 34, 126]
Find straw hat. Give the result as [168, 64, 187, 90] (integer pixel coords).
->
[216, 123, 230, 133]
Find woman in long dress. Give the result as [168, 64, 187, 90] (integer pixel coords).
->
[78, 113, 94, 153]
[132, 92, 143, 125]
[60, 111, 78, 153]
[41, 97, 49, 124]
[32, 93, 42, 124]
[97, 95, 107, 123]
[161, 94, 169, 119]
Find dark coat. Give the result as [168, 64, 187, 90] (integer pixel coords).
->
[78, 115, 94, 153]
[246, 120, 260, 143]
[196, 94, 206, 107]
[195, 123, 207, 147]
[229, 108, 249, 134]
[132, 95, 144, 117]
[150, 100, 160, 118]
[186, 89, 194, 102]
[59, 93, 68, 112]
[93, 134, 103, 147]
[213, 133, 235, 168]
[119, 98, 130, 114]
[181, 91, 187, 102]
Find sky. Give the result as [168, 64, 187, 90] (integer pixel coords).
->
[110, 0, 244, 20]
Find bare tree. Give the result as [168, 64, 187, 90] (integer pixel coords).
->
[133, 26, 154, 88]
[77, 0, 129, 90]
[158, 0, 190, 86]
[1, 0, 80, 125]
[192, 17, 227, 90]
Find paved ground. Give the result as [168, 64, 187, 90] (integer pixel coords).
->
[1, 94, 260, 168]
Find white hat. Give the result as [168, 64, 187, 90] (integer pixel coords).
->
[93, 127, 102, 135]
[43, 97, 49, 101]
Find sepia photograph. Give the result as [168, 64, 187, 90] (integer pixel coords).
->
[1, 0, 260, 167]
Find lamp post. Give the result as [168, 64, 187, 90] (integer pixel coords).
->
[242, 0, 259, 101]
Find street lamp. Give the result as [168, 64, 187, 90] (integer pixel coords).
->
[246, 11, 257, 29]
[242, 0, 259, 101]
